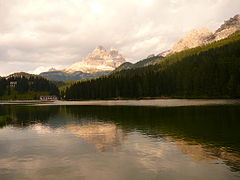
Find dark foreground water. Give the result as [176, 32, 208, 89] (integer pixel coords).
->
[0, 101, 240, 180]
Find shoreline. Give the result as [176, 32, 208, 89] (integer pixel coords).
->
[1, 99, 240, 107]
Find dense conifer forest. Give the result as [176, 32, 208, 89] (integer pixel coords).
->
[64, 31, 240, 100]
[0, 73, 59, 100]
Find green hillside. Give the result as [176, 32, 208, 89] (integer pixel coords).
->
[65, 31, 240, 100]
[114, 55, 164, 72]
[0, 73, 59, 100]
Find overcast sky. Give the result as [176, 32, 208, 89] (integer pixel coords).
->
[0, 0, 239, 76]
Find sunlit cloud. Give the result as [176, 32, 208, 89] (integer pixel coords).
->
[0, 0, 239, 76]
[91, 1, 104, 14]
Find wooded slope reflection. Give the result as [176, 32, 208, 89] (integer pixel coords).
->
[1, 104, 240, 172]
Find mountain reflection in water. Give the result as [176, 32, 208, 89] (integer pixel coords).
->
[0, 104, 240, 180]
[67, 123, 124, 151]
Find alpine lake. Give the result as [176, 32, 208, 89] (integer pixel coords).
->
[0, 99, 240, 180]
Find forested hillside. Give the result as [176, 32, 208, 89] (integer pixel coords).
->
[114, 55, 164, 72]
[0, 73, 59, 100]
[64, 31, 240, 100]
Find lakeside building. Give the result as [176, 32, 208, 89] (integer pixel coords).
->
[9, 81, 17, 88]
[40, 95, 58, 101]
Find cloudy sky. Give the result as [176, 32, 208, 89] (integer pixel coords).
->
[0, 0, 239, 76]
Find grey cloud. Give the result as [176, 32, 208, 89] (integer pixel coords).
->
[0, 0, 240, 75]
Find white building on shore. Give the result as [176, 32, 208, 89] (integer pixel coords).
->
[40, 96, 58, 101]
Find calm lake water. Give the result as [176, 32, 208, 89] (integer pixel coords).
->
[0, 100, 240, 180]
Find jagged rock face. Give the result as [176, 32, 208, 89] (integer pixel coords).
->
[66, 46, 126, 73]
[172, 28, 214, 53]
[214, 14, 240, 41]
[165, 14, 240, 55]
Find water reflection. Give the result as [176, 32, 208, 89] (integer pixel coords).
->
[0, 104, 240, 179]
[168, 137, 240, 171]
[67, 122, 124, 151]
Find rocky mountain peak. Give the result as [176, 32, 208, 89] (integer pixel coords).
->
[172, 28, 213, 53]
[214, 14, 240, 41]
[216, 14, 240, 33]
[164, 14, 240, 55]
[66, 46, 126, 73]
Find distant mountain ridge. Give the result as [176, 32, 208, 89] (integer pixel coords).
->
[164, 14, 240, 56]
[66, 46, 126, 73]
[40, 70, 110, 81]
[40, 46, 126, 81]
[115, 55, 164, 72]
[64, 30, 240, 99]
[115, 14, 240, 72]
[40, 14, 240, 80]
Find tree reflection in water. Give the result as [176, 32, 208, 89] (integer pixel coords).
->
[0, 104, 240, 178]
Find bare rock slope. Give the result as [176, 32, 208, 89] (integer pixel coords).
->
[66, 46, 126, 73]
[163, 14, 240, 56]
